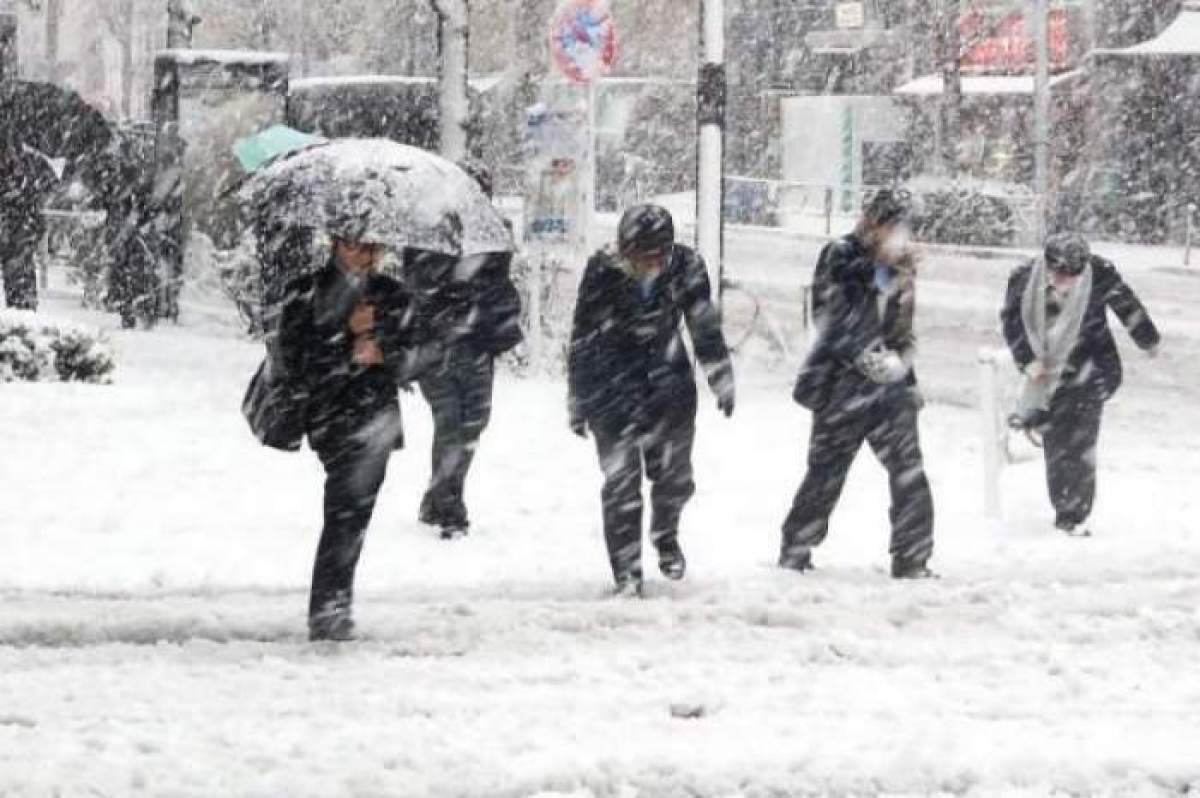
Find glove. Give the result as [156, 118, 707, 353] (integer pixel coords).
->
[708, 362, 736, 418]
[568, 399, 588, 439]
[1023, 359, 1051, 384]
[858, 348, 909, 384]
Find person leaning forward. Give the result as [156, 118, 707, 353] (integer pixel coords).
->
[568, 204, 735, 597]
[781, 189, 936, 579]
[275, 231, 443, 642]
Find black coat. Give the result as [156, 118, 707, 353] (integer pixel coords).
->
[794, 234, 919, 418]
[276, 263, 427, 450]
[408, 250, 523, 357]
[1001, 256, 1160, 401]
[568, 243, 732, 425]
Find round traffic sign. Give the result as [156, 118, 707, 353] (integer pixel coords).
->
[549, 0, 618, 84]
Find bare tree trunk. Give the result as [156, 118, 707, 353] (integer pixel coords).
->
[167, 0, 199, 48]
[121, 0, 135, 118]
[45, 0, 62, 82]
[431, 0, 469, 160]
[938, 0, 961, 177]
[0, 9, 17, 85]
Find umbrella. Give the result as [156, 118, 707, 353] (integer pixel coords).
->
[233, 125, 325, 173]
[240, 138, 513, 257]
[0, 81, 111, 174]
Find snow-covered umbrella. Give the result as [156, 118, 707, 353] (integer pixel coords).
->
[239, 138, 513, 257]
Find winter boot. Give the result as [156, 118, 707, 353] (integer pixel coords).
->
[655, 535, 687, 581]
[778, 544, 814, 573]
[439, 523, 469, 541]
[613, 568, 644, 598]
[418, 493, 442, 527]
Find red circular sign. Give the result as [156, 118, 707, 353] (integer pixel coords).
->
[549, 0, 618, 84]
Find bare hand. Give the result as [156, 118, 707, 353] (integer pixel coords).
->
[352, 339, 384, 367]
[349, 303, 376, 337]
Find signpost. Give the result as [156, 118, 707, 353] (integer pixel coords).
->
[547, 0, 617, 254]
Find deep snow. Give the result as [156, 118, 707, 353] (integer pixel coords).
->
[1, 252, 1199, 797]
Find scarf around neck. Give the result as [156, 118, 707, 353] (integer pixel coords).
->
[1017, 256, 1093, 411]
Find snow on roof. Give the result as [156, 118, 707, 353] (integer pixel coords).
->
[290, 74, 505, 93]
[894, 70, 1081, 97]
[158, 49, 291, 66]
[1117, 10, 1200, 55]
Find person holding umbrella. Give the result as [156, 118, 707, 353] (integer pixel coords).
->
[243, 138, 514, 638]
[568, 204, 735, 596]
[1001, 233, 1161, 537]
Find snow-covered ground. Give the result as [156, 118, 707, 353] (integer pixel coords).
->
[2, 255, 1199, 797]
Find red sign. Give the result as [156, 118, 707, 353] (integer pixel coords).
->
[549, 0, 618, 84]
[960, 8, 1070, 71]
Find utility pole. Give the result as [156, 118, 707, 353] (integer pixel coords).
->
[697, 0, 727, 314]
[432, 0, 469, 161]
[1032, 0, 1050, 241]
[938, 0, 962, 177]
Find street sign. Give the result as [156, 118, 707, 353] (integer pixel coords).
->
[549, 0, 618, 84]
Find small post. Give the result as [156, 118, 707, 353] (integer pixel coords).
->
[824, 186, 833, 236]
[978, 347, 1004, 519]
[1185, 202, 1195, 268]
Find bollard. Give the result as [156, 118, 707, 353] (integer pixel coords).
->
[978, 348, 1005, 519]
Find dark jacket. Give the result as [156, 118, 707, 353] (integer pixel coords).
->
[276, 262, 427, 450]
[0, 148, 55, 248]
[568, 243, 732, 425]
[405, 249, 523, 357]
[1001, 255, 1160, 401]
[794, 233, 918, 418]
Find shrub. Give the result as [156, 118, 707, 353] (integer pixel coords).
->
[0, 311, 116, 384]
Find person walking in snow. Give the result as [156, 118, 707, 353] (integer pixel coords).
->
[411, 162, 523, 539]
[275, 225, 438, 641]
[0, 135, 55, 311]
[568, 204, 736, 596]
[780, 189, 936, 579]
[1000, 233, 1161, 537]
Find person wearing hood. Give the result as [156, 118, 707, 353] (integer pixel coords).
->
[781, 189, 936, 579]
[274, 224, 445, 641]
[1001, 233, 1160, 537]
[568, 204, 735, 596]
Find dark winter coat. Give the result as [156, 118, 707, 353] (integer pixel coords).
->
[568, 243, 732, 426]
[275, 262, 426, 451]
[1001, 255, 1160, 401]
[0, 148, 55, 249]
[409, 250, 523, 357]
[793, 233, 919, 418]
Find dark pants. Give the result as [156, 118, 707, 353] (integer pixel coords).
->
[782, 398, 934, 568]
[108, 237, 154, 327]
[418, 347, 494, 528]
[591, 400, 697, 583]
[1044, 384, 1104, 528]
[308, 405, 401, 621]
[1, 241, 38, 310]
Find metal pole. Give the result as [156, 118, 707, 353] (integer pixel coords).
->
[580, 77, 597, 255]
[433, 0, 469, 161]
[1032, 0, 1050, 242]
[978, 348, 1003, 519]
[697, 0, 726, 314]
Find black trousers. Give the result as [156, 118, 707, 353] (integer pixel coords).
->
[308, 405, 401, 620]
[1, 241, 38, 310]
[591, 400, 697, 582]
[1043, 384, 1104, 527]
[782, 398, 934, 567]
[418, 347, 494, 528]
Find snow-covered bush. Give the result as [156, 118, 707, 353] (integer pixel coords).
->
[0, 311, 116, 384]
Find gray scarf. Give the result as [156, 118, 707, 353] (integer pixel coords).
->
[1017, 257, 1092, 413]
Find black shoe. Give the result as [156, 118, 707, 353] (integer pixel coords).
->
[613, 575, 644, 598]
[891, 560, 938, 580]
[655, 536, 687, 580]
[1055, 520, 1092, 538]
[440, 523, 469, 540]
[778, 545, 814, 572]
[418, 496, 442, 527]
[308, 608, 356, 642]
